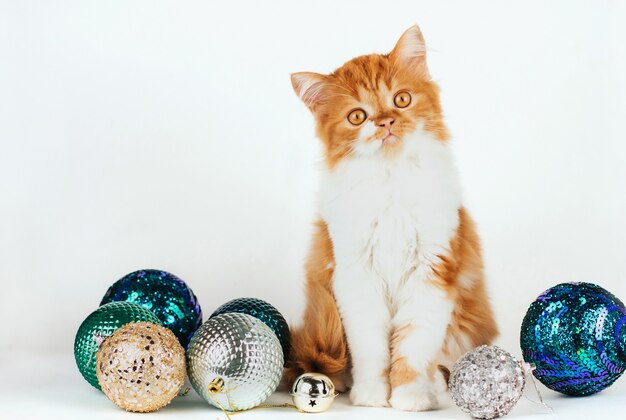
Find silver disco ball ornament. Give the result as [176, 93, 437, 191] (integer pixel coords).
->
[290, 373, 337, 413]
[186, 312, 283, 411]
[449, 345, 526, 419]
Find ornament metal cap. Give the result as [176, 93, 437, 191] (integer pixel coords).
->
[290, 373, 337, 413]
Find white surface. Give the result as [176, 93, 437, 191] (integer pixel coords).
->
[2, 352, 626, 419]
[1, 0, 626, 418]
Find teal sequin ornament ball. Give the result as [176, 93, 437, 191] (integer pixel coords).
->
[100, 269, 202, 348]
[74, 301, 161, 390]
[520, 282, 626, 396]
[210, 297, 290, 362]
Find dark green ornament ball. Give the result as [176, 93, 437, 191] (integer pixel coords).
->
[520, 282, 626, 396]
[210, 297, 290, 362]
[74, 301, 161, 390]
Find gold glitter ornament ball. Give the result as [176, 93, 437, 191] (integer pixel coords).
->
[96, 322, 186, 412]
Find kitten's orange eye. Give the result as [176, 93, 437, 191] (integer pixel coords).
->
[394, 91, 411, 108]
[347, 108, 367, 126]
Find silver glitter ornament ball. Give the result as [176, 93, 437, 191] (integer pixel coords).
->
[449, 345, 526, 419]
[186, 312, 283, 411]
[290, 373, 337, 413]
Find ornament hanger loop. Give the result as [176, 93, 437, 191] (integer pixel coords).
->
[521, 362, 553, 414]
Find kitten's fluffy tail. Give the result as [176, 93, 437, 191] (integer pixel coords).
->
[284, 285, 349, 389]
[284, 221, 349, 390]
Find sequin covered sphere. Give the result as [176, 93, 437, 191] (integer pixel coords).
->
[449, 345, 526, 419]
[74, 302, 161, 390]
[187, 313, 284, 411]
[100, 269, 202, 348]
[210, 297, 290, 361]
[520, 282, 626, 396]
[97, 322, 186, 412]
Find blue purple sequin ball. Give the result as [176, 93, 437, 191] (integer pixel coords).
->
[520, 282, 626, 396]
[100, 269, 202, 348]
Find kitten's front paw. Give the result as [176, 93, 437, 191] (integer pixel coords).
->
[390, 381, 443, 412]
[349, 380, 389, 407]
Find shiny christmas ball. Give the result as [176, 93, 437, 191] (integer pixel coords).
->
[186, 312, 283, 411]
[520, 282, 626, 396]
[210, 297, 290, 361]
[449, 345, 526, 419]
[100, 269, 202, 348]
[290, 373, 337, 413]
[74, 302, 161, 390]
[96, 322, 186, 412]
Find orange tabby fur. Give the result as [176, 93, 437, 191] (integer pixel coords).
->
[285, 26, 498, 396]
[285, 210, 498, 389]
[285, 220, 350, 389]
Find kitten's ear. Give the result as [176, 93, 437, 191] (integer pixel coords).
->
[390, 25, 429, 77]
[291, 72, 329, 112]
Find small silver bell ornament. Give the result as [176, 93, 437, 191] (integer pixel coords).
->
[290, 373, 337, 413]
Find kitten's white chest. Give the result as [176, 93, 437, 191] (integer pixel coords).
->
[318, 131, 462, 291]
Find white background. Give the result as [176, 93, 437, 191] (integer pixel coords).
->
[1, 0, 626, 418]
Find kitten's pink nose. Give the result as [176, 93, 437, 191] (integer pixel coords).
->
[376, 117, 395, 130]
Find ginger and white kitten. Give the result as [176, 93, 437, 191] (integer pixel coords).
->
[285, 26, 498, 411]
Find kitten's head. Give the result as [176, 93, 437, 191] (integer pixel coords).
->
[291, 25, 447, 168]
